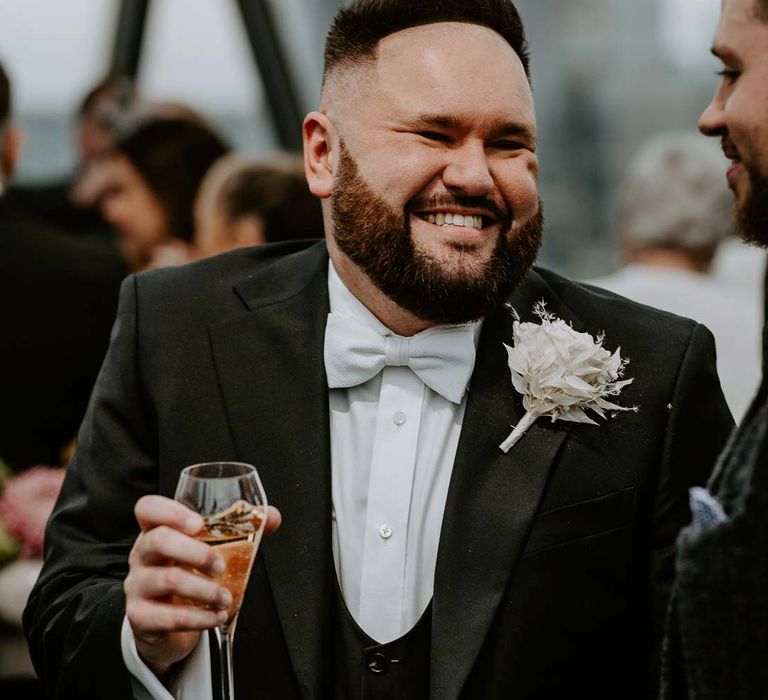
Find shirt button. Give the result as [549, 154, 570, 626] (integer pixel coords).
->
[393, 410, 406, 426]
[379, 524, 393, 539]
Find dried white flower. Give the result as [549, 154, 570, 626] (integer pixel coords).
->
[499, 302, 637, 453]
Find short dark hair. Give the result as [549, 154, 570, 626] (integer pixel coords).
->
[0, 61, 10, 126]
[323, 0, 530, 86]
[114, 117, 229, 242]
[221, 157, 323, 243]
[758, 0, 768, 22]
[78, 75, 134, 119]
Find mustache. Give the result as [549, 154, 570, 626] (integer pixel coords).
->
[721, 138, 740, 160]
[406, 194, 510, 223]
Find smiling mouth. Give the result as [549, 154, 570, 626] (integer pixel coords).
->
[725, 153, 744, 178]
[722, 142, 742, 167]
[415, 212, 490, 231]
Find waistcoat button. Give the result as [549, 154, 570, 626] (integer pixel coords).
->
[367, 652, 389, 674]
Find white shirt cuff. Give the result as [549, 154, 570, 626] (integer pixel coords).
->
[120, 616, 213, 700]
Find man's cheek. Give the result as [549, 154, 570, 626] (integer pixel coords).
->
[507, 182, 540, 221]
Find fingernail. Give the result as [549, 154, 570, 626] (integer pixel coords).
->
[185, 515, 203, 533]
[218, 589, 233, 609]
[212, 557, 226, 575]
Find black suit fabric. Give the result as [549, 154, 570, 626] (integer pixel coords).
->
[0, 198, 125, 469]
[24, 241, 732, 699]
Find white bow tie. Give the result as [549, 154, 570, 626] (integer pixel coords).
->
[324, 312, 477, 404]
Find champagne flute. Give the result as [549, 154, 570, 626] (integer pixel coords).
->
[174, 462, 267, 700]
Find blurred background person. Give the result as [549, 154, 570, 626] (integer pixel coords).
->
[148, 151, 324, 268]
[100, 115, 229, 271]
[69, 76, 137, 215]
[590, 132, 761, 421]
[0, 65, 21, 198]
[0, 60, 126, 471]
[193, 151, 323, 258]
[8, 75, 137, 241]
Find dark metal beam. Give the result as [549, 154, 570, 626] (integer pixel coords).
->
[235, 0, 304, 152]
[110, 0, 150, 78]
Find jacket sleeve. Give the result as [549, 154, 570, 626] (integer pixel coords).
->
[650, 322, 734, 691]
[23, 275, 160, 699]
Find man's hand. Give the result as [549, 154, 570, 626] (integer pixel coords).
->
[124, 495, 281, 680]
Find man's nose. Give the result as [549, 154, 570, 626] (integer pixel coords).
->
[441, 143, 494, 196]
[699, 94, 725, 137]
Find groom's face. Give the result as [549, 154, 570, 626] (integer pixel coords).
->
[321, 22, 543, 323]
[699, 0, 768, 245]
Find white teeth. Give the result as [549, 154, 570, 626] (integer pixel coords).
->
[421, 212, 484, 230]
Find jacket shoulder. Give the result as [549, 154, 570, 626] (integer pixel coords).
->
[138, 239, 322, 292]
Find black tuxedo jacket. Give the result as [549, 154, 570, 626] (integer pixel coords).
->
[24, 241, 732, 699]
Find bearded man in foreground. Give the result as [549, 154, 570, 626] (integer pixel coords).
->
[25, 2, 732, 698]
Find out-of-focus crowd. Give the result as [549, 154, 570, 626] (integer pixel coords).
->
[0, 71, 323, 475]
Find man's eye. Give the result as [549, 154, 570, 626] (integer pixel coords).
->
[492, 140, 526, 151]
[418, 131, 450, 143]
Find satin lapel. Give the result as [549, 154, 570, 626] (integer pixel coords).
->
[209, 242, 332, 698]
[430, 271, 580, 700]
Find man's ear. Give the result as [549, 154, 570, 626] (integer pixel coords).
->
[303, 111, 336, 199]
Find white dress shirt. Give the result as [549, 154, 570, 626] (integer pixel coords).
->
[122, 260, 481, 697]
[327, 262, 480, 643]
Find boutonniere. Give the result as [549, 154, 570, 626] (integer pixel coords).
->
[499, 302, 637, 453]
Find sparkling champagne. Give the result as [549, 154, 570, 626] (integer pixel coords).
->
[196, 500, 263, 626]
[174, 500, 264, 628]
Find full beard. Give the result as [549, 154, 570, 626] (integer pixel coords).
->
[736, 164, 768, 248]
[330, 141, 543, 325]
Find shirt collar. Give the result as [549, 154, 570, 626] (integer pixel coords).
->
[327, 259, 483, 346]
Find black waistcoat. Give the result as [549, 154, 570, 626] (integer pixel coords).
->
[333, 577, 432, 700]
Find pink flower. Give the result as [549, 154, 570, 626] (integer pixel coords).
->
[0, 467, 65, 558]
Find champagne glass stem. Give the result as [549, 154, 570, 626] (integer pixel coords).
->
[217, 625, 236, 700]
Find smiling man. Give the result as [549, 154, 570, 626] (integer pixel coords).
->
[24, 2, 733, 699]
[700, 0, 768, 247]
[661, 1, 768, 698]
[311, 18, 542, 333]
